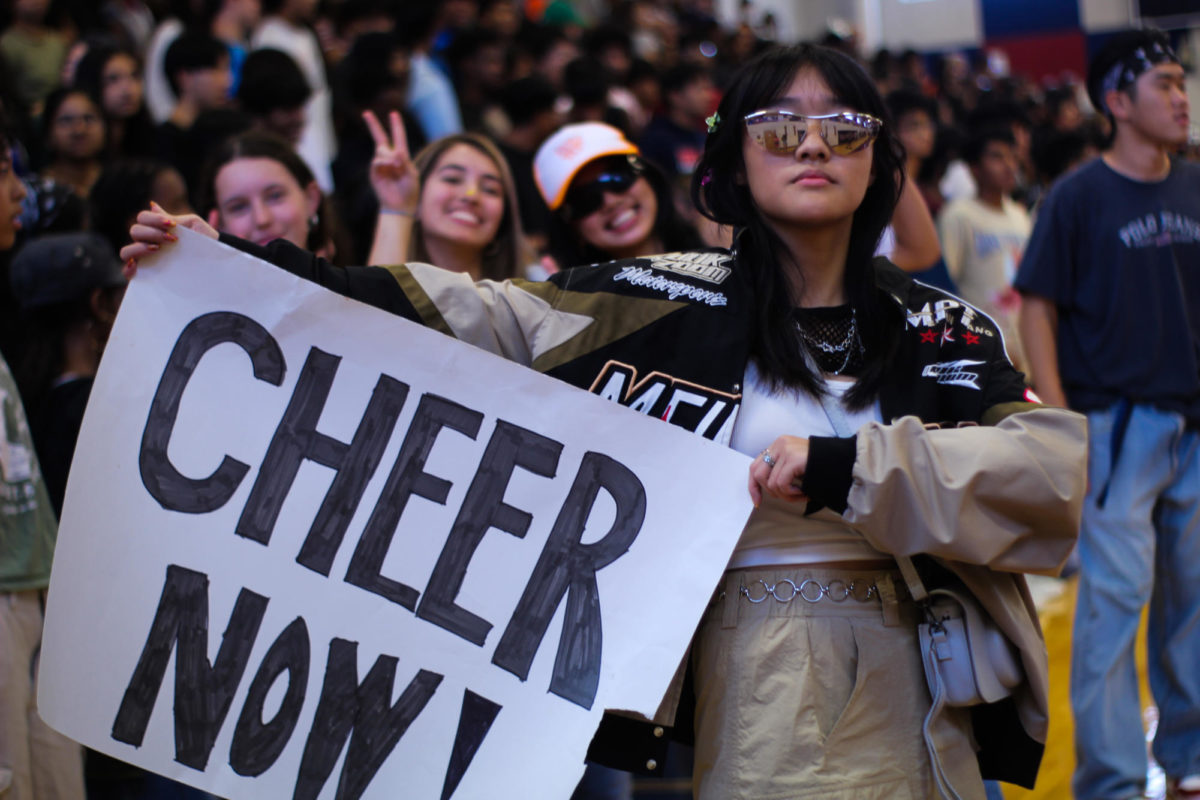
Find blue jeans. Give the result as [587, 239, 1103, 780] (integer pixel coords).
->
[1071, 403, 1200, 800]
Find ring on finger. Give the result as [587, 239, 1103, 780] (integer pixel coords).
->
[762, 452, 777, 468]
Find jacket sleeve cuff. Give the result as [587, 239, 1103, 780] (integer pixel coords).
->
[801, 435, 857, 514]
[218, 233, 309, 268]
[218, 232, 268, 258]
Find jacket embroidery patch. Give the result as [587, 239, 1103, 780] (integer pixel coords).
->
[906, 299, 993, 336]
[643, 251, 733, 283]
[612, 266, 728, 306]
[921, 359, 986, 390]
[588, 360, 740, 443]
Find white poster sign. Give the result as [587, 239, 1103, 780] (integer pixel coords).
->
[38, 232, 753, 800]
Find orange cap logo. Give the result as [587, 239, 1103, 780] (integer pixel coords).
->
[555, 136, 584, 159]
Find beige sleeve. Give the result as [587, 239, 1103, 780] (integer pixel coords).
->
[844, 407, 1086, 575]
[395, 263, 686, 374]
[388, 264, 591, 365]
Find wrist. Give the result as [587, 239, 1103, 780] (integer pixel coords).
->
[380, 207, 417, 218]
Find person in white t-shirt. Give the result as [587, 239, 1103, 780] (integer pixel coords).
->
[251, 0, 336, 191]
[937, 126, 1031, 370]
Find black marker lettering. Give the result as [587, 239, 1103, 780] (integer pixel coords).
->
[440, 690, 502, 800]
[140, 312, 284, 513]
[229, 616, 310, 776]
[492, 452, 645, 709]
[417, 420, 562, 645]
[293, 638, 442, 800]
[344, 394, 482, 609]
[111, 565, 268, 770]
[236, 347, 409, 562]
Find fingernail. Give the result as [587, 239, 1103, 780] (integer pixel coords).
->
[165, 218, 176, 227]
[147, 244, 159, 251]
[125, 258, 136, 270]
[164, 232, 178, 242]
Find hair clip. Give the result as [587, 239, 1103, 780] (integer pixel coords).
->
[706, 112, 721, 134]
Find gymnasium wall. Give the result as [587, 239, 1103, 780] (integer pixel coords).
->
[714, 0, 1198, 118]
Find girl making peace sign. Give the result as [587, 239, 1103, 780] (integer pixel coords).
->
[364, 109, 531, 281]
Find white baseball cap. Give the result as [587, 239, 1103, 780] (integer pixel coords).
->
[534, 122, 640, 211]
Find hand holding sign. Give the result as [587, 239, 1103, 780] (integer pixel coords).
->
[121, 202, 217, 276]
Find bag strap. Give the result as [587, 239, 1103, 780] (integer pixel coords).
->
[921, 634, 968, 800]
[813, 388, 930, 603]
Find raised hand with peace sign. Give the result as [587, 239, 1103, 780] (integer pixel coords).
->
[364, 109, 420, 265]
[365, 109, 420, 216]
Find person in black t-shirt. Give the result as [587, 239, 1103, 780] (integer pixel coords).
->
[1015, 29, 1200, 800]
[637, 63, 714, 186]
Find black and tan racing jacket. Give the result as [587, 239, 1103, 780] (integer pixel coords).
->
[221, 234, 1085, 790]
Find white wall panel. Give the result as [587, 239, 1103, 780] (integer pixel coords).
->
[1080, 0, 1135, 31]
[874, 0, 981, 50]
[716, 0, 859, 46]
[719, 0, 981, 52]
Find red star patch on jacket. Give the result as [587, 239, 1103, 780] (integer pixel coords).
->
[920, 330, 937, 343]
[964, 332, 980, 345]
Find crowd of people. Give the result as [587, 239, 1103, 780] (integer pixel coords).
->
[0, 1, 1197, 799]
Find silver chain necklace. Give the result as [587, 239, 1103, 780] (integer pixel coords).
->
[796, 308, 863, 375]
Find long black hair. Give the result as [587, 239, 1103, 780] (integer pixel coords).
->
[691, 43, 905, 409]
[73, 43, 158, 159]
[546, 155, 703, 268]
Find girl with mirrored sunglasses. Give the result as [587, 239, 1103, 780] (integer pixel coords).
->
[123, 44, 1084, 800]
[683, 44, 1080, 800]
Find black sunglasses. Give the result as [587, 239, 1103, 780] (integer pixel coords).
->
[560, 156, 645, 222]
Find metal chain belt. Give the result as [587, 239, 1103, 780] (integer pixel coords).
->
[739, 577, 877, 604]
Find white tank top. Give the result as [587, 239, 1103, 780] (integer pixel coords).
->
[727, 362, 887, 569]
